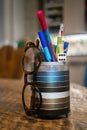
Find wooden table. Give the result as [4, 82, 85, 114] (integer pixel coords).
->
[0, 79, 87, 130]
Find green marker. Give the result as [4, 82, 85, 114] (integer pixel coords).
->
[56, 24, 64, 59]
[56, 43, 59, 58]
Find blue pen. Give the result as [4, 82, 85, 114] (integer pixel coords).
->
[38, 31, 52, 61]
[64, 42, 69, 54]
[43, 30, 57, 61]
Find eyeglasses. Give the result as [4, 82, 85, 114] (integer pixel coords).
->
[22, 42, 42, 116]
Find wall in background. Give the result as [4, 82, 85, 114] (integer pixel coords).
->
[0, 0, 86, 46]
[64, 0, 85, 34]
[0, 0, 39, 46]
[0, 0, 4, 44]
[13, 0, 25, 41]
[0, 0, 25, 46]
[4, 0, 13, 43]
[23, 0, 39, 41]
[4, 0, 25, 44]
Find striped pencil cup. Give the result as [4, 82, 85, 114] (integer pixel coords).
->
[34, 62, 70, 118]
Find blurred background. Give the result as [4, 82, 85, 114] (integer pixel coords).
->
[0, 0, 87, 87]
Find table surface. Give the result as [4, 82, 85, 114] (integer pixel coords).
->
[0, 78, 87, 130]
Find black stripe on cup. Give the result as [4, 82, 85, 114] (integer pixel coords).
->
[38, 86, 69, 92]
[35, 81, 70, 88]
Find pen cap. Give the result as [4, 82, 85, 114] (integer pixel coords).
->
[60, 24, 64, 36]
[36, 10, 47, 30]
[64, 41, 69, 53]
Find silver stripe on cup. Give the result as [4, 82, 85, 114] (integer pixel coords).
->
[38, 62, 69, 72]
[41, 91, 69, 99]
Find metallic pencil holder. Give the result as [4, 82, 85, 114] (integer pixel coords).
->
[22, 60, 70, 118]
[34, 62, 70, 118]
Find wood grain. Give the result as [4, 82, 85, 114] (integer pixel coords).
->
[0, 79, 87, 130]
